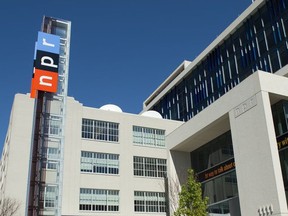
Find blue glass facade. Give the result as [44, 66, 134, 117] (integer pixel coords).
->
[152, 0, 288, 121]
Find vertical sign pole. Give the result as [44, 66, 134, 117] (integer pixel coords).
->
[27, 17, 71, 216]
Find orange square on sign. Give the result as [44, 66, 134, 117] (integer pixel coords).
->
[33, 69, 58, 93]
[30, 77, 37, 98]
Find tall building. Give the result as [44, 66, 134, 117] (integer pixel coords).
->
[2, 0, 288, 216]
[142, 0, 288, 215]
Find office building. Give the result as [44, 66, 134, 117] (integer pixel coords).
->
[2, 0, 288, 215]
[0, 93, 182, 216]
[142, 0, 288, 215]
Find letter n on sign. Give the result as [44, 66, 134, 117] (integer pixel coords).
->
[33, 69, 58, 93]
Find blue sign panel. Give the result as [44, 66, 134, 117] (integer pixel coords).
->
[36, 32, 60, 54]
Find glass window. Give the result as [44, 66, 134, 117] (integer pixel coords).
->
[81, 151, 119, 175]
[279, 148, 288, 191]
[46, 161, 57, 170]
[279, 45, 288, 67]
[44, 116, 62, 136]
[44, 185, 57, 208]
[47, 147, 59, 159]
[133, 126, 165, 147]
[133, 156, 166, 178]
[134, 191, 145, 212]
[190, 131, 239, 209]
[134, 191, 166, 213]
[272, 100, 288, 137]
[208, 196, 240, 214]
[42, 147, 59, 170]
[191, 131, 234, 173]
[79, 188, 119, 212]
[82, 118, 119, 142]
[202, 171, 238, 205]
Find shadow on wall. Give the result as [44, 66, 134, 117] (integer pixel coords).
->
[170, 150, 191, 185]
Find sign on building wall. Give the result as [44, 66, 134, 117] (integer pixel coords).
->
[277, 133, 288, 150]
[197, 158, 235, 182]
[30, 32, 60, 98]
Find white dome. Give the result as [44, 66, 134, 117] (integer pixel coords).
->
[100, 104, 123, 113]
[141, 110, 163, 119]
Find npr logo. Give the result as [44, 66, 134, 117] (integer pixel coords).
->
[30, 32, 60, 98]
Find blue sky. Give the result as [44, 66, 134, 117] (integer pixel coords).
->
[0, 0, 251, 151]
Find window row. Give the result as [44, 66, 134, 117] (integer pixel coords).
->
[82, 119, 166, 148]
[80, 151, 167, 178]
[82, 119, 119, 142]
[134, 156, 167, 178]
[133, 126, 165, 147]
[81, 151, 119, 174]
[79, 188, 166, 213]
[134, 191, 166, 213]
[79, 188, 119, 212]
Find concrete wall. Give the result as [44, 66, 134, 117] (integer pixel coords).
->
[229, 91, 287, 215]
[0, 94, 35, 216]
[60, 97, 183, 215]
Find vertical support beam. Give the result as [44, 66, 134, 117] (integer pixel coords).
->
[27, 91, 45, 216]
[229, 91, 288, 215]
[27, 17, 71, 216]
[164, 174, 170, 216]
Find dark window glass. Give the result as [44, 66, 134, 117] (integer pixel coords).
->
[270, 49, 280, 71]
[279, 45, 288, 67]
[191, 131, 233, 173]
[203, 171, 238, 204]
[272, 100, 288, 137]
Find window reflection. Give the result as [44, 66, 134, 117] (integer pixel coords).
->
[203, 171, 238, 204]
[191, 131, 233, 173]
[272, 100, 288, 137]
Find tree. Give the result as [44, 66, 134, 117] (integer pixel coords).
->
[174, 169, 208, 216]
[0, 198, 21, 216]
[162, 171, 186, 215]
